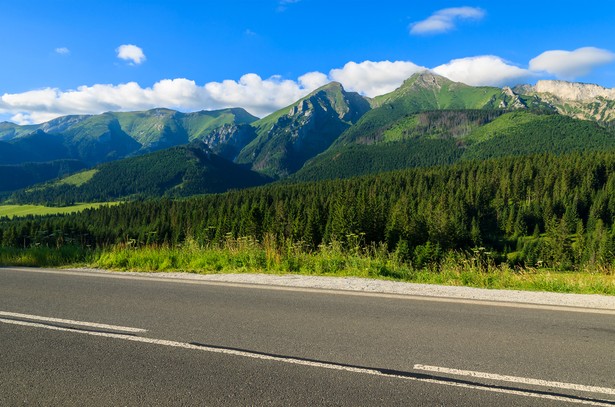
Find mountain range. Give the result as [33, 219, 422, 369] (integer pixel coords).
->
[3, 71, 615, 202]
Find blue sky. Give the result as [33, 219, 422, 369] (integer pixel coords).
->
[1, 0, 614, 123]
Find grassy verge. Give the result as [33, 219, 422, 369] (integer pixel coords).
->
[1, 239, 613, 295]
[0, 202, 118, 219]
[0, 246, 93, 267]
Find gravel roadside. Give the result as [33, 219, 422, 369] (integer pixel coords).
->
[72, 269, 615, 311]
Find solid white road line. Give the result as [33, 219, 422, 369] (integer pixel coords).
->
[1, 317, 613, 406]
[414, 364, 615, 396]
[0, 311, 146, 333]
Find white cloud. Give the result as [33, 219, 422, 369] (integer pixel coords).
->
[529, 47, 615, 80]
[10, 112, 61, 125]
[3, 47, 615, 125]
[330, 60, 427, 97]
[0, 61, 426, 124]
[204, 73, 320, 116]
[55, 47, 70, 55]
[298, 71, 330, 90]
[0, 74, 326, 124]
[433, 55, 534, 86]
[410, 7, 485, 35]
[116, 44, 146, 65]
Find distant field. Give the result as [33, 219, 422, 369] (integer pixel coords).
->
[55, 169, 98, 187]
[0, 202, 118, 219]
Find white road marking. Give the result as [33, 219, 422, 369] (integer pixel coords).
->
[0, 311, 146, 333]
[6, 267, 615, 315]
[1, 317, 613, 406]
[414, 364, 615, 396]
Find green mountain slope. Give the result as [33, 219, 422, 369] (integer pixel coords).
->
[0, 122, 38, 140]
[181, 108, 258, 140]
[294, 110, 615, 181]
[10, 142, 271, 204]
[292, 139, 462, 181]
[463, 111, 615, 160]
[0, 160, 87, 193]
[7, 130, 75, 162]
[334, 72, 529, 146]
[199, 123, 258, 161]
[0, 108, 258, 166]
[0, 140, 33, 164]
[235, 82, 370, 178]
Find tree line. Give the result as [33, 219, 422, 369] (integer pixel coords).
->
[2, 151, 615, 270]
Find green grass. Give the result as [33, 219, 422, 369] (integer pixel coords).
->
[54, 169, 98, 187]
[464, 111, 544, 143]
[0, 202, 117, 218]
[91, 243, 615, 295]
[382, 115, 420, 142]
[0, 246, 92, 267]
[2, 239, 612, 295]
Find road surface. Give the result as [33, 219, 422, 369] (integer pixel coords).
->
[1, 267, 614, 406]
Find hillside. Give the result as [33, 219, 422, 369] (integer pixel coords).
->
[0, 160, 87, 193]
[0, 140, 33, 164]
[0, 108, 258, 166]
[10, 142, 270, 205]
[294, 110, 615, 181]
[333, 72, 531, 146]
[463, 111, 615, 159]
[235, 82, 370, 178]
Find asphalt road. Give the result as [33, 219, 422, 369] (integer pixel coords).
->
[1, 267, 614, 406]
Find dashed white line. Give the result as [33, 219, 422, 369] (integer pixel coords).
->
[0, 311, 146, 333]
[1, 317, 613, 406]
[414, 364, 615, 396]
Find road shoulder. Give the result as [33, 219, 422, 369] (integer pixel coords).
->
[37, 268, 615, 311]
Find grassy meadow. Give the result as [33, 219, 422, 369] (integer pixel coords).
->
[0, 202, 118, 219]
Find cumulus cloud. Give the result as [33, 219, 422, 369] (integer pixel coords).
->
[0, 59, 430, 124]
[433, 55, 534, 87]
[529, 47, 615, 80]
[330, 60, 427, 97]
[298, 71, 330, 90]
[410, 7, 485, 35]
[204, 74, 321, 116]
[55, 47, 70, 55]
[116, 44, 146, 65]
[0, 74, 328, 124]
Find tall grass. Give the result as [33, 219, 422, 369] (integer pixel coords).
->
[0, 245, 92, 267]
[92, 236, 615, 295]
[2, 237, 614, 295]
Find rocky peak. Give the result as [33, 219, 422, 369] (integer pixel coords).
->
[499, 87, 527, 109]
[286, 82, 369, 123]
[533, 80, 615, 101]
[404, 71, 451, 89]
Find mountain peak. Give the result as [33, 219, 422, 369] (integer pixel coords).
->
[403, 71, 453, 88]
[534, 80, 615, 101]
[235, 82, 370, 178]
[304, 81, 346, 99]
[317, 81, 344, 90]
